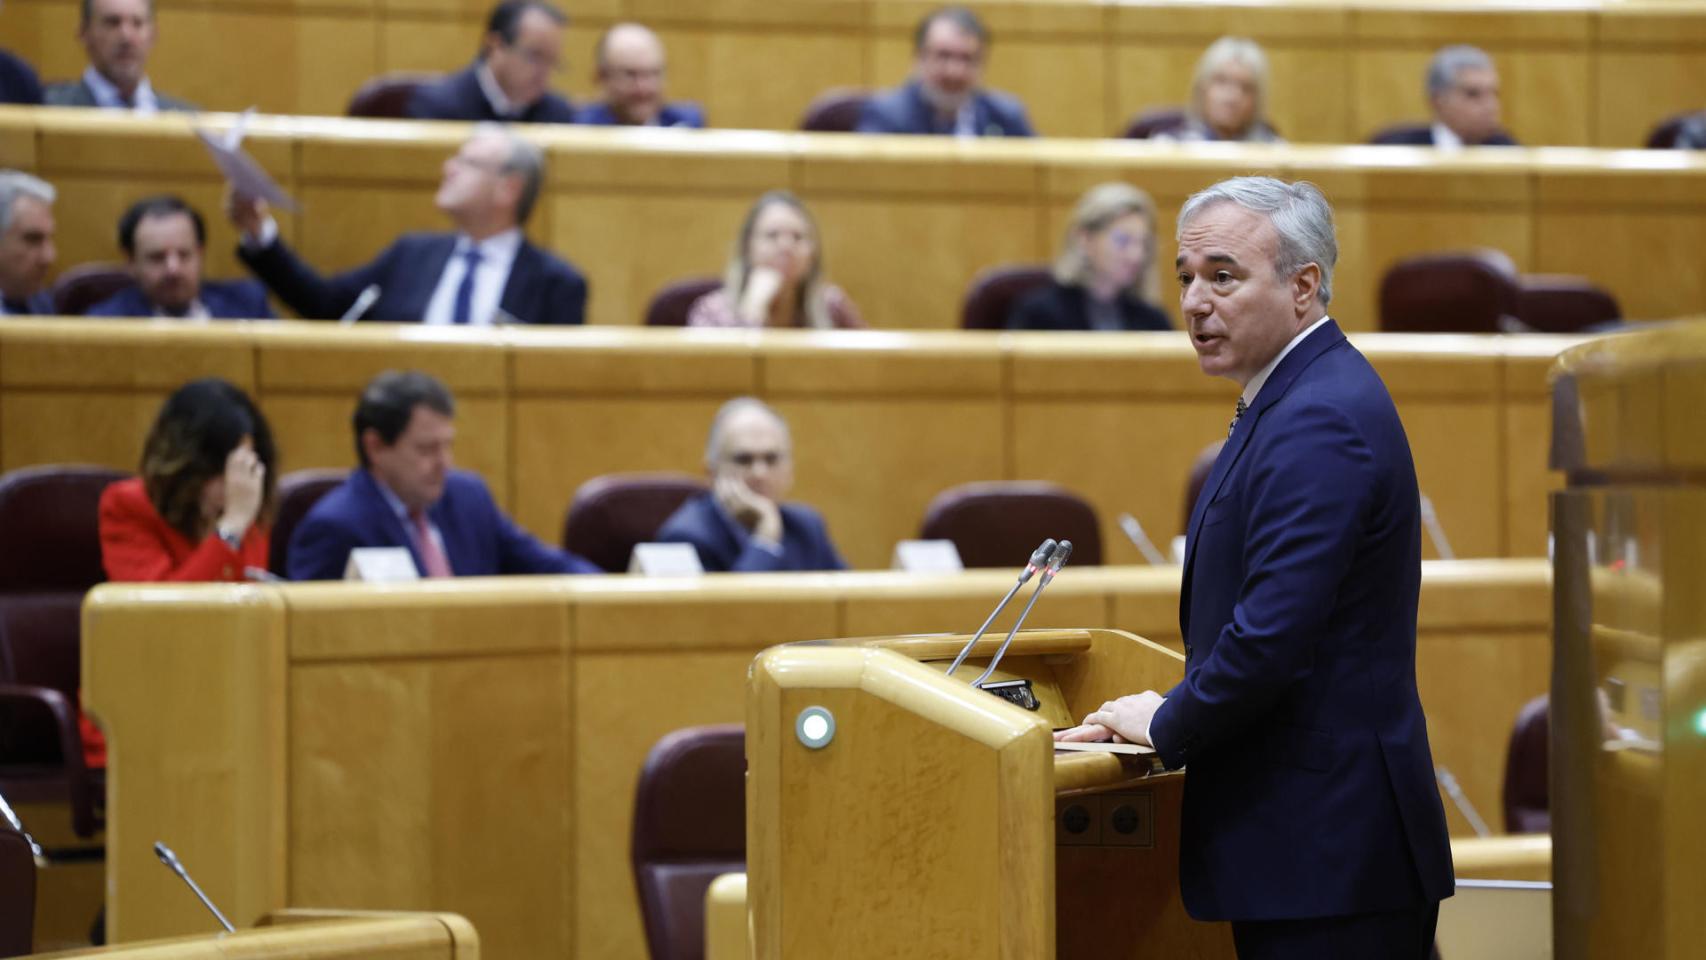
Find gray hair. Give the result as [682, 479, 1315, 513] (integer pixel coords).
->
[0, 171, 55, 234]
[1177, 176, 1337, 306]
[704, 397, 790, 468]
[1426, 45, 1494, 99]
[474, 123, 546, 226]
[1190, 36, 1271, 129]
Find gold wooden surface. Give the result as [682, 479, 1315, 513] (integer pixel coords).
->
[0, 319, 1576, 571]
[5, 0, 1706, 147]
[30, 912, 480, 959]
[702, 873, 748, 960]
[5, 109, 1706, 329]
[83, 560, 1549, 958]
[1450, 834, 1551, 883]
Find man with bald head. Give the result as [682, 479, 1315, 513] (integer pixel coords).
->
[45, 0, 193, 112]
[656, 398, 845, 572]
[576, 23, 704, 128]
[408, 0, 577, 124]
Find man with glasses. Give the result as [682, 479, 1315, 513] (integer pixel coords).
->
[224, 124, 587, 325]
[575, 22, 704, 128]
[857, 5, 1034, 138]
[407, 0, 576, 124]
[656, 397, 847, 572]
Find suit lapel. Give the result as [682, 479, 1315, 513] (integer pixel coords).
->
[352, 469, 425, 572]
[398, 236, 457, 320]
[498, 243, 537, 321]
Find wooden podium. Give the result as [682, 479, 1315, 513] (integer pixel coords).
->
[745, 628, 1234, 959]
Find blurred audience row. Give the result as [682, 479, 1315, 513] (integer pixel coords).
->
[5, 1, 1703, 148]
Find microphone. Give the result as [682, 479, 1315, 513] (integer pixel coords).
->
[338, 284, 382, 325]
[943, 539, 1056, 677]
[1419, 493, 1455, 560]
[154, 841, 235, 932]
[1117, 513, 1167, 565]
[1433, 766, 1490, 837]
[970, 539, 1072, 688]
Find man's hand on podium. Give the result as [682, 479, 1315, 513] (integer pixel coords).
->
[1054, 691, 1164, 748]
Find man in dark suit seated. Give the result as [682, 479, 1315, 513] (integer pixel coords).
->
[226, 124, 587, 325]
[856, 6, 1034, 138]
[87, 195, 273, 319]
[1058, 177, 1453, 958]
[656, 398, 847, 573]
[574, 23, 704, 128]
[0, 47, 44, 104]
[1370, 45, 1518, 148]
[43, 0, 194, 113]
[0, 171, 57, 316]
[288, 370, 600, 580]
[406, 0, 576, 124]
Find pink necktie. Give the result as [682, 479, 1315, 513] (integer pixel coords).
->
[411, 511, 453, 578]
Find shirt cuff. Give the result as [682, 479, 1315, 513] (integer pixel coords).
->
[1144, 697, 1166, 750]
[241, 216, 279, 251]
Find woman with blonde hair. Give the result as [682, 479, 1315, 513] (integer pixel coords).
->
[687, 191, 864, 329]
[1160, 36, 1284, 144]
[1007, 181, 1171, 332]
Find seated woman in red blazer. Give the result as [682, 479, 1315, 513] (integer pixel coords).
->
[89, 378, 278, 765]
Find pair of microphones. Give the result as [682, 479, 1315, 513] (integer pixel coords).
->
[944, 538, 1073, 704]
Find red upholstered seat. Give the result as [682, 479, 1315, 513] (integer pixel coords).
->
[346, 72, 438, 118]
[1119, 106, 1189, 139]
[644, 277, 722, 327]
[1516, 276, 1621, 334]
[798, 88, 869, 132]
[1182, 440, 1225, 533]
[562, 473, 708, 573]
[0, 804, 35, 958]
[1502, 694, 1551, 835]
[920, 481, 1102, 568]
[268, 468, 348, 577]
[1378, 250, 1521, 333]
[960, 264, 1051, 330]
[632, 724, 745, 960]
[0, 465, 127, 840]
[51, 263, 134, 317]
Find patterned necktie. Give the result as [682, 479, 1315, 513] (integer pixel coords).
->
[411, 511, 454, 578]
[450, 246, 483, 325]
[1228, 397, 1248, 438]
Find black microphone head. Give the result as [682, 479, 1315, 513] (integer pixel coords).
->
[1017, 538, 1056, 583]
[1046, 539, 1073, 573]
[154, 841, 176, 867]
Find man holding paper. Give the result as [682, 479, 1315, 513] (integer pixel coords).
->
[226, 124, 587, 326]
[1057, 177, 1452, 959]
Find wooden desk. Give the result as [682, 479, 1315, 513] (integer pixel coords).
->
[0, 319, 1574, 564]
[3, 0, 1704, 147]
[83, 558, 1549, 958]
[32, 910, 478, 959]
[4, 110, 1706, 330]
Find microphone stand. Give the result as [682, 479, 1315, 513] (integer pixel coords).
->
[944, 539, 1055, 677]
[970, 540, 1072, 688]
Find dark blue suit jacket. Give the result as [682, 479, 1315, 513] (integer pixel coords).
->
[287, 467, 599, 581]
[1006, 282, 1172, 332]
[574, 101, 705, 128]
[1, 291, 54, 315]
[85, 279, 274, 319]
[237, 232, 587, 325]
[1370, 124, 1518, 147]
[655, 493, 846, 573]
[0, 49, 42, 105]
[856, 80, 1034, 137]
[405, 64, 577, 124]
[1149, 320, 1454, 922]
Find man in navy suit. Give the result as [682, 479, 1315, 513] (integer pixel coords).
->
[0, 47, 44, 105]
[0, 171, 58, 316]
[288, 370, 600, 581]
[574, 24, 704, 128]
[656, 398, 847, 573]
[87, 195, 274, 319]
[856, 6, 1034, 138]
[43, 0, 195, 113]
[406, 1, 577, 125]
[1370, 45, 1518, 148]
[1059, 177, 1453, 958]
[227, 125, 587, 325]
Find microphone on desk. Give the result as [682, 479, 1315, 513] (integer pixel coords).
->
[1420, 493, 1455, 560]
[1117, 513, 1168, 565]
[943, 538, 1056, 677]
[339, 284, 382, 325]
[154, 841, 235, 933]
[970, 539, 1072, 688]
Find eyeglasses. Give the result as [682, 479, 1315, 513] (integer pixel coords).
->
[728, 451, 787, 468]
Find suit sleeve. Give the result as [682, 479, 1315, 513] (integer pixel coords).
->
[478, 485, 600, 574]
[99, 487, 242, 582]
[545, 264, 588, 325]
[286, 510, 357, 581]
[854, 98, 898, 134]
[238, 235, 394, 320]
[1149, 400, 1377, 769]
[1006, 289, 1056, 330]
[1005, 100, 1037, 138]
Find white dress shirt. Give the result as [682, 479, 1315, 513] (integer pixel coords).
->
[81, 65, 160, 113]
[475, 62, 521, 119]
[1429, 122, 1464, 151]
[421, 229, 524, 327]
